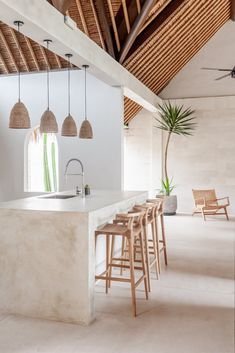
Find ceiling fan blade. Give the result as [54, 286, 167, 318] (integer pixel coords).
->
[215, 73, 231, 81]
[201, 67, 231, 72]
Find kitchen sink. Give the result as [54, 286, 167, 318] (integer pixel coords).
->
[39, 195, 77, 199]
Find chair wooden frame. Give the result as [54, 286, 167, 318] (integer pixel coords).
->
[192, 189, 230, 221]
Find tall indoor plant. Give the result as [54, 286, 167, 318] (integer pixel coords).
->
[155, 101, 196, 214]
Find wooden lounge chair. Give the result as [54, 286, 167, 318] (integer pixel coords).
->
[192, 189, 230, 221]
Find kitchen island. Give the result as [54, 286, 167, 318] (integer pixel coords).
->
[0, 189, 147, 325]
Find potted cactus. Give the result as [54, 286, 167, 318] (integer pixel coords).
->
[155, 101, 196, 215]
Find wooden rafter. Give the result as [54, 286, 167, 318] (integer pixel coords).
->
[24, 36, 40, 71]
[0, 28, 18, 72]
[51, 0, 73, 14]
[140, 0, 172, 33]
[119, 0, 156, 64]
[90, 0, 106, 50]
[10, 28, 29, 71]
[126, 0, 185, 62]
[107, 0, 121, 51]
[54, 54, 62, 68]
[136, 0, 141, 13]
[231, 0, 235, 20]
[122, 0, 131, 33]
[95, 0, 116, 58]
[75, 0, 89, 36]
[0, 51, 9, 74]
[40, 46, 51, 69]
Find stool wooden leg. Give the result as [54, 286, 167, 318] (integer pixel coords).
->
[160, 214, 168, 266]
[139, 231, 148, 300]
[224, 207, 229, 221]
[108, 235, 115, 288]
[120, 236, 125, 275]
[143, 223, 151, 292]
[151, 221, 160, 279]
[105, 235, 110, 294]
[155, 216, 161, 274]
[128, 237, 137, 317]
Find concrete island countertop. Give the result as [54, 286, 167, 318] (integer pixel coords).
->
[0, 189, 148, 325]
[0, 189, 147, 213]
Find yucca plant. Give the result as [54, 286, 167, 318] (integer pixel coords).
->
[155, 101, 196, 195]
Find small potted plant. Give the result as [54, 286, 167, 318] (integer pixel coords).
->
[155, 101, 196, 215]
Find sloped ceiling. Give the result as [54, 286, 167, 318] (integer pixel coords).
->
[0, 0, 232, 122]
[160, 20, 235, 99]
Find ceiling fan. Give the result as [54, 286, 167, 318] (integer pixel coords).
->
[201, 66, 235, 80]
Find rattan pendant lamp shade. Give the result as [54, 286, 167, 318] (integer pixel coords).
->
[9, 21, 31, 129]
[40, 39, 58, 134]
[79, 65, 93, 139]
[61, 54, 77, 137]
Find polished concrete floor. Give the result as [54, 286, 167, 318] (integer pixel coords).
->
[0, 214, 234, 353]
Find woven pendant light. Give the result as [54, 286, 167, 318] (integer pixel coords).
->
[61, 54, 77, 137]
[79, 65, 93, 139]
[9, 21, 30, 129]
[40, 39, 58, 134]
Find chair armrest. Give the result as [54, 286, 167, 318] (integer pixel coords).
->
[215, 197, 230, 205]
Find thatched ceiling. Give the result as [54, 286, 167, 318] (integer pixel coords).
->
[0, 0, 231, 122]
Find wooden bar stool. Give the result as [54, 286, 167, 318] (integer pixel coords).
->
[95, 211, 148, 317]
[147, 198, 168, 270]
[131, 203, 160, 292]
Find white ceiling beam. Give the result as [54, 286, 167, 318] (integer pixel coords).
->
[0, 0, 162, 111]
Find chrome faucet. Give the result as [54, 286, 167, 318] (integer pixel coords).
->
[64, 158, 85, 198]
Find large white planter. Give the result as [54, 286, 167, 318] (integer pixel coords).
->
[156, 195, 177, 215]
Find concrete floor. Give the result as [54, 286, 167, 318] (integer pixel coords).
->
[0, 214, 234, 353]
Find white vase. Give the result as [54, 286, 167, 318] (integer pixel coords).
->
[156, 195, 177, 215]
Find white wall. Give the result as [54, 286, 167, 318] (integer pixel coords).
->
[124, 109, 162, 196]
[163, 96, 235, 215]
[0, 70, 124, 201]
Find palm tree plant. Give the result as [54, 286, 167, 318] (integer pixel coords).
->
[155, 101, 196, 195]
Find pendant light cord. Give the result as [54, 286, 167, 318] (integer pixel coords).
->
[84, 66, 87, 120]
[46, 41, 50, 110]
[68, 56, 71, 115]
[17, 22, 21, 102]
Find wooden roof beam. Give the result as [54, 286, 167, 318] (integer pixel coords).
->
[122, 0, 131, 33]
[95, 0, 116, 58]
[107, 0, 121, 51]
[231, 0, 235, 20]
[24, 36, 40, 71]
[119, 0, 156, 64]
[51, 0, 73, 14]
[90, 0, 106, 50]
[75, 0, 89, 36]
[126, 0, 185, 62]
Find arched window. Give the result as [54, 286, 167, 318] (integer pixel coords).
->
[25, 126, 59, 192]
